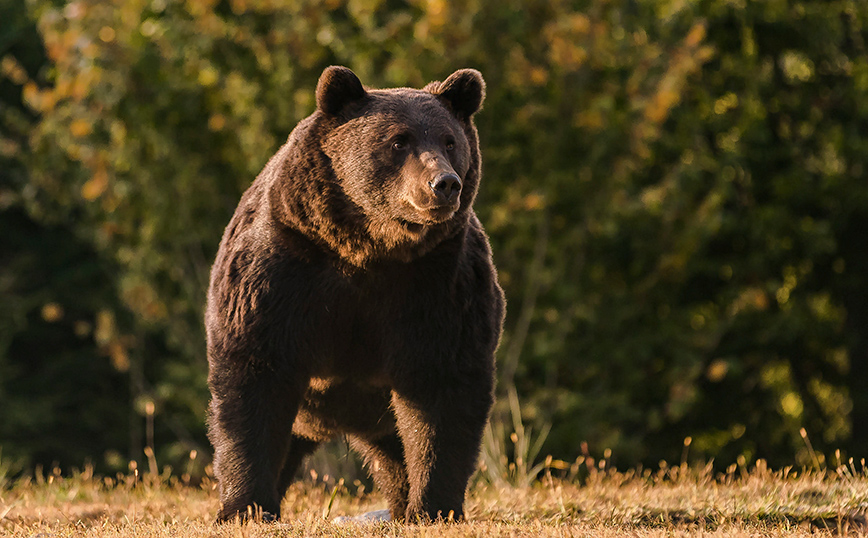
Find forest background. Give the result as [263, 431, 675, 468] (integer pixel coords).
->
[2, 0, 868, 481]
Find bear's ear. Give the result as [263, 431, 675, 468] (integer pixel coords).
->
[316, 66, 367, 116]
[431, 69, 486, 121]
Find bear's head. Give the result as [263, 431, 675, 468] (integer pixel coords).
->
[311, 66, 485, 262]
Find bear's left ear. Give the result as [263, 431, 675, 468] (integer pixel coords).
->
[430, 69, 486, 121]
[316, 66, 367, 116]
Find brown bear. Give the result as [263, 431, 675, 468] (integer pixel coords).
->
[205, 66, 505, 524]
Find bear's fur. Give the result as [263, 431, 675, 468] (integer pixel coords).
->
[205, 66, 505, 523]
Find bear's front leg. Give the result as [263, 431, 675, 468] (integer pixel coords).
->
[390, 375, 494, 523]
[208, 366, 303, 522]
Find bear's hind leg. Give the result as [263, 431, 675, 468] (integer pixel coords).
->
[350, 433, 410, 520]
[276, 435, 320, 501]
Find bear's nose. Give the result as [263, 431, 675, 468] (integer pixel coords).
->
[429, 172, 462, 204]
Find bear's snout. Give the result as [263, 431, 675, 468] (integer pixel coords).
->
[429, 172, 462, 205]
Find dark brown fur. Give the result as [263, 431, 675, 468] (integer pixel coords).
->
[205, 66, 505, 523]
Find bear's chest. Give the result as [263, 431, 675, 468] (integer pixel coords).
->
[283, 259, 459, 379]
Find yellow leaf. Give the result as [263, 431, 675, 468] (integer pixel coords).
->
[1, 55, 28, 85]
[41, 303, 64, 322]
[99, 26, 116, 43]
[70, 118, 92, 137]
[685, 22, 706, 48]
[208, 114, 226, 130]
[706, 360, 728, 382]
[198, 66, 219, 86]
[524, 192, 545, 210]
[82, 166, 108, 200]
[109, 342, 130, 372]
[569, 13, 591, 34]
[22, 82, 39, 108]
[529, 67, 548, 86]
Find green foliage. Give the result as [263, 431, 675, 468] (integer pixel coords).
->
[2, 0, 868, 474]
[0, 207, 132, 471]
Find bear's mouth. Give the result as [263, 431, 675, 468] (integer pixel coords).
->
[397, 219, 426, 234]
[404, 200, 459, 224]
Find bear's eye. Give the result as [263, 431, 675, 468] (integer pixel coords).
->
[445, 138, 455, 151]
[392, 140, 407, 152]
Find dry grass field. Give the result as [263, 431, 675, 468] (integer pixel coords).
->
[2, 457, 868, 537]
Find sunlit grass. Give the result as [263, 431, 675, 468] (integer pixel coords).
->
[2, 455, 867, 537]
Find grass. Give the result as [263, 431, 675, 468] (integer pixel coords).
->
[2, 457, 868, 537]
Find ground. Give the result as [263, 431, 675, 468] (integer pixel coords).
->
[2, 460, 867, 537]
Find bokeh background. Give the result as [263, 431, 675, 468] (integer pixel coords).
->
[2, 0, 867, 481]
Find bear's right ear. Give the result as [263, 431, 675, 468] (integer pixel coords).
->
[316, 66, 367, 116]
[430, 69, 486, 121]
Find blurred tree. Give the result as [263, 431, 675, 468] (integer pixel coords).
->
[2, 0, 867, 474]
[0, 0, 130, 471]
[485, 0, 868, 467]
[0, 207, 130, 470]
